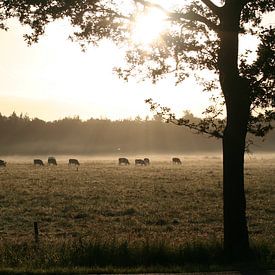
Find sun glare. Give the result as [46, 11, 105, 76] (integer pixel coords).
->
[131, 9, 168, 45]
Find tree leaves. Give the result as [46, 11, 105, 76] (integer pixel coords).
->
[0, 0, 274, 141]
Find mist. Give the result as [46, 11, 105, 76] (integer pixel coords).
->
[0, 112, 274, 157]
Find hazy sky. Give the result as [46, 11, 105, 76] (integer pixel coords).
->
[0, 7, 273, 121]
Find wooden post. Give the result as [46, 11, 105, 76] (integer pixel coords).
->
[34, 222, 39, 243]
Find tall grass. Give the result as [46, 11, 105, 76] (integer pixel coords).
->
[0, 239, 274, 272]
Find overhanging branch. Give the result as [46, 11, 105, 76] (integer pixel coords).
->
[171, 11, 219, 32]
[240, 0, 252, 8]
[134, 0, 219, 32]
[200, 0, 222, 16]
[145, 98, 224, 139]
[134, 0, 166, 12]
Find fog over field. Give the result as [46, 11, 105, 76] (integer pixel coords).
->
[1, 152, 275, 164]
[0, 113, 274, 156]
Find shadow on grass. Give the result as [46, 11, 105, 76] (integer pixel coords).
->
[0, 239, 274, 273]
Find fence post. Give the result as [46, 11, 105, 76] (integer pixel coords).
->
[34, 221, 39, 243]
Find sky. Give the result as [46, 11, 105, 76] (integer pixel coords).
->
[0, 5, 274, 121]
[0, 19, 215, 121]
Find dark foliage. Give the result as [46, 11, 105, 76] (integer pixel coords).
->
[0, 112, 218, 155]
[0, 112, 274, 155]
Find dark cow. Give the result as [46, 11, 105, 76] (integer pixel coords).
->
[69, 158, 80, 166]
[34, 159, 44, 166]
[118, 158, 130, 165]
[0, 160, 6, 167]
[48, 157, 57, 165]
[135, 159, 146, 166]
[172, 157, 182, 164]
[144, 158, 150, 165]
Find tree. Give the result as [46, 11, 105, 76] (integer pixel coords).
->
[1, 0, 274, 257]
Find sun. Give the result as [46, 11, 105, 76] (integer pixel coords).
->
[131, 8, 168, 45]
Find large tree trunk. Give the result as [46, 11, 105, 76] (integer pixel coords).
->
[218, 5, 251, 257]
[222, 89, 250, 256]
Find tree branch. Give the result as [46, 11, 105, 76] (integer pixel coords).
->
[134, 0, 219, 32]
[200, 0, 222, 16]
[170, 118, 224, 138]
[145, 98, 224, 139]
[240, 0, 252, 8]
[134, 0, 166, 12]
[171, 11, 219, 32]
[81, 5, 130, 21]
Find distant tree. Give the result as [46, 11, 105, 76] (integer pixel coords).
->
[1, 0, 274, 257]
[134, 115, 143, 122]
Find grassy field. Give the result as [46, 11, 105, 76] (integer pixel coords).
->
[0, 154, 274, 271]
[0, 155, 275, 274]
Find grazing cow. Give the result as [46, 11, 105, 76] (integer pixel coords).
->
[0, 160, 6, 167]
[118, 157, 130, 165]
[69, 158, 80, 166]
[48, 157, 57, 165]
[172, 157, 182, 164]
[144, 158, 150, 165]
[34, 159, 44, 166]
[135, 159, 146, 166]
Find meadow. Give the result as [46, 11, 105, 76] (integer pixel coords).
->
[0, 154, 274, 271]
[0, 155, 275, 274]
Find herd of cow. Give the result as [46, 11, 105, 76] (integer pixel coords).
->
[119, 157, 182, 165]
[0, 157, 182, 167]
[33, 157, 80, 166]
[0, 157, 80, 167]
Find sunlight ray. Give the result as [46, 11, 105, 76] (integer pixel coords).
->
[131, 8, 168, 45]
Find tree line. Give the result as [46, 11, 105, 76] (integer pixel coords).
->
[0, 112, 273, 155]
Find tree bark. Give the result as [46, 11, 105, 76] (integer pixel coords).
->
[222, 88, 250, 256]
[218, 4, 251, 257]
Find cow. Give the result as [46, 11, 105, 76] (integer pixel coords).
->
[118, 158, 130, 165]
[144, 158, 150, 165]
[172, 157, 182, 164]
[69, 158, 80, 166]
[48, 157, 57, 165]
[34, 159, 44, 166]
[0, 160, 6, 167]
[135, 159, 146, 166]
